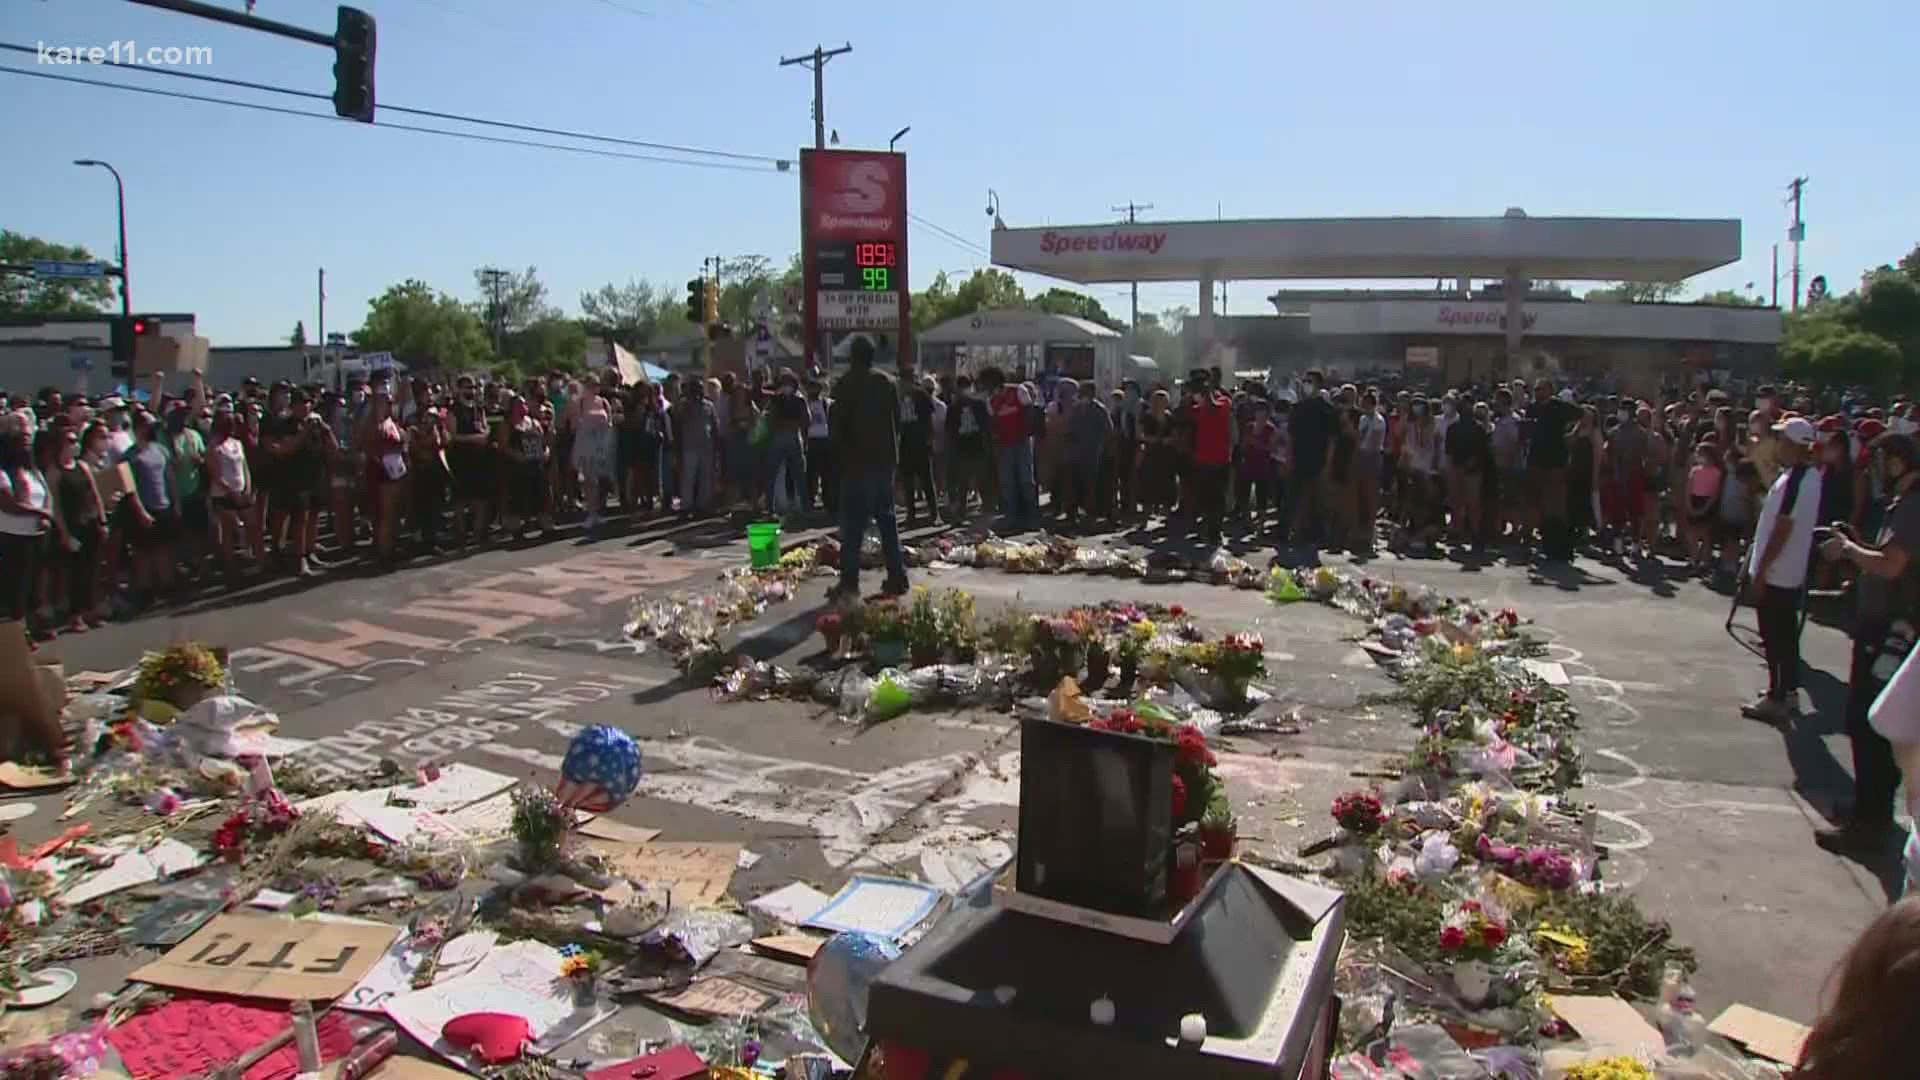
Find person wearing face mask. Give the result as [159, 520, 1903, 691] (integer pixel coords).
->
[1815, 432, 1920, 853]
[446, 376, 495, 548]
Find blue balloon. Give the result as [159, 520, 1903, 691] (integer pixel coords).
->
[557, 724, 642, 811]
[806, 931, 901, 1064]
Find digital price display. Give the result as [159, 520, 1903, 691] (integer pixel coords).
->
[855, 242, 895, 292]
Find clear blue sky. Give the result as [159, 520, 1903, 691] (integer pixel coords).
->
[5, 0, 1916, 345]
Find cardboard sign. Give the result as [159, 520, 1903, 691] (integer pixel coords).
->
[366, 1060, 476, 1080]
[582, 840, 739, 907]
[649, 975, 775, 1019]
[575, 817, 662, 844]
[131, 913, 400, 1000]
[750, 934, 825, 964]
[1547, 994, 1664, 1059]
[1708, 1003, 1811, 1066]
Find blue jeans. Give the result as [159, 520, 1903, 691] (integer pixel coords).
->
[995, 439, 1036, 523]
[839, 466, 907, 590]
[765, 432, 805, 511]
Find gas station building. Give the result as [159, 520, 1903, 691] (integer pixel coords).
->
[989, 209, 1780, 392]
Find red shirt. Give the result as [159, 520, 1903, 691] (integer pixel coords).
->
[989, 387, 1027, 449]
[1190, 391, 1234, 466]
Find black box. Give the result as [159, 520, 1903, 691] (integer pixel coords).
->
[1015, 717, 1172, 917]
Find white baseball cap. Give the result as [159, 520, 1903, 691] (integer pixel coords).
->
[1773, 416, 1818, 446]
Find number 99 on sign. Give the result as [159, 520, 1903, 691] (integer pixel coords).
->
[861, 266, 891, 291]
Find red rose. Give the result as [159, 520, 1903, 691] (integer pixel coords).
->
[1175, 727, 1210, 767]
[1440, 925, 1467, 950]
[1169, 604, 1185, 617]
[1481, 923, 1507, 947]
[1170, 774, 1188, 819]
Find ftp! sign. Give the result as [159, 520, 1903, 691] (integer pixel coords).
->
[131, 913, 401, 1000]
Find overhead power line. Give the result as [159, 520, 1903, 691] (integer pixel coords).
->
[0, 41, 785, 166]
[908, 213, 988, 257]
[0, 65, 785, 173]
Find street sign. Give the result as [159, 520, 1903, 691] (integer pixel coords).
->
[362, 351, 394, 371]
[753, 322, 775, 362]
[69, 352, 93, 372]
[816, 289, 901, 330]
[32, 259, 107, 279]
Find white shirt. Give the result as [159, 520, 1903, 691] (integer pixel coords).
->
[804, 397, 829, 439]
[1357, 410, 1385, 453]
[106, 429, 134, 460]
[210, 437, 250, 497]
[1747, 463, 1823, 588]
[0, 467, 50, 536]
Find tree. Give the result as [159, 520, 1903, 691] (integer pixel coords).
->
[579, 279, 693, 350]
[1030, 287, 1123, 330]
[355, 279, 493, 372]
[1693, 289, 1764, 307]
[1584, 280, 1686, 303]
[288, 320, 308, 347]
[1806, 329, 1903, 388]
[1898, 243, 1920, 284]
[471, 266, 557, 339]
[715, 254, 778, 330]
[0, 230, 117, 315]
[503, 315, 589, 374]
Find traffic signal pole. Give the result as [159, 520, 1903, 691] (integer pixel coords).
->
[124, 0, 375, 121]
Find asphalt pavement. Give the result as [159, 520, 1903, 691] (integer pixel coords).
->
[11, 510, 1896, 1025]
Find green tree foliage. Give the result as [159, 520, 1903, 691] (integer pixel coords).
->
[355, 279, 493, 372]
[1029, 287, 1123, 330]
[579, 279, 691, 350]
[715, 254, 776, 331]
[1693, 289, 1764, 307]
[1584, 280, 1686, 303]
[503, 315, 589, 374]
[471, 266, 557, 336]
[1778, 258, 1920, 388]
[288, 320, 308, 347]
[0, 230, 117, 315]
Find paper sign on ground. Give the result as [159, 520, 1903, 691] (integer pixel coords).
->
[131, 913, 400, 1000]
[61, 838, 205, 905]
[1547, 994, 1664, 1058]
[748, 882, 831, 926]
[0, 763, 74, 789]
[1707, 1003, 1811, 1065]
[804, 875, 941, 940]
[382, 941, 612, 1064]
[750, 934, 825, 964]
[649, 975, 776, 1018]
[583, 840, 740, 907]
[575, 817, 662, 844]
[296, 764, 516, 826]
[341, 929, 497, 1013]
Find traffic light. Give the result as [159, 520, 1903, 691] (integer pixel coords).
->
[110, 314, 161, 378]
[332, 6, 377, 123]
[702, 280, 720, 326]
[685, 278, 705, 324]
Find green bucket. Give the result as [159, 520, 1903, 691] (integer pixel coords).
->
[747, 520, 783, 569]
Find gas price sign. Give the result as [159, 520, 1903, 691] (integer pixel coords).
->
[802, 149, 909, 341]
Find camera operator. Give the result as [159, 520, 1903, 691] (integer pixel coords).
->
[1816, 431, 1920, 854]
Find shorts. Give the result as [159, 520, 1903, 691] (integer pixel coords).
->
[134, 507, 177, 548]
[212, 493, 252, 514]
[181, 495, 210, 533]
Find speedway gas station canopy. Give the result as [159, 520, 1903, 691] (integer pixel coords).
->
[989, 212, 1743, 284]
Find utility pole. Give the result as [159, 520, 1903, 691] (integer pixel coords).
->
[779, 43, 852, 150]
[317, 267, 326, 388]
[1786, 176, 1807, 311]
[1771, 243, 1779, 309]
[1110, 200, 1153, 333]
[479, 267, 508, 358]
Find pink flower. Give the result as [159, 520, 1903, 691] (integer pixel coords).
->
[1440, 925, 1467, 951]
[1482, 923, 1508, 947]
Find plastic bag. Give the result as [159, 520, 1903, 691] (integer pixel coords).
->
[867, 670, 911, 721]
[644, 909, 755, 968]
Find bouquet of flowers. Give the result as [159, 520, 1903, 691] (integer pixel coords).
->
[211, 789, 301, 862]
[1331, 789, 1387, 836]
[1209, 633, 1267, 684]
[1029, 612, 1092, 684]
[1476, 835, 1581, 890]
[1438, 897, 1510, 960]
[862, 599, 909, 645]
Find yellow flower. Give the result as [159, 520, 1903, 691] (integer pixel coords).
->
[1132, 620, 1156, 639]
[1451, 643, 1476, 663]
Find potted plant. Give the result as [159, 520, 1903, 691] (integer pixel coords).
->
[1028, 614, 1090, 688]
[134, 643, 226, 710]
[1207, 633, 1267, 706]
[816, 611, 846, 655]
[1082, 636, 1111, 693]
[936, 589, 979, 661]
[863, 600, 909, 668]
[1437, 898, 1510, 1007]
[906, 588, 943, 667]
[1199, 793, 1237, 862]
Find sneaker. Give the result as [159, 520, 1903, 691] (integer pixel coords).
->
[879, 576, 911, 598]
[1740, 696, 1785, 722]
[1813, 819, 1899, 855]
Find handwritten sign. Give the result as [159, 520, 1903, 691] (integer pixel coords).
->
[582, 840, 740, 907]
[649, 976, 775, 1019]
[130, 914, 400, 1000]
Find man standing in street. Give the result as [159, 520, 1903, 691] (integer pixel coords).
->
[983, 367, 1036, 529]
[895, 357, 939, 525]
[1281, 370, 1336, 547]
[1814, 431, 1920, 853]
[1741, 416, 1822, 724]
[828, 337, 909, 601]
[1186, 370, 1235, 548]
[1525, 377, 1582, 561]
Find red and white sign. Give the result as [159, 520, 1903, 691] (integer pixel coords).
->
[801, 149, 910, 363]
[803, 151, 905, 240]
[1037, 229, 1168, 255]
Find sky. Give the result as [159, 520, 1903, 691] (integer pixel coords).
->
[4, 0, 1917, 346]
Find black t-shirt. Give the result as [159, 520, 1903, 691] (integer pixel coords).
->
[1447, 418, 1492, 473]
[448, 402, 490, 467]
[1525, 399, 1581, 469]
[1291, 395, 1338, 467]
[769, 392, 808, 433]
